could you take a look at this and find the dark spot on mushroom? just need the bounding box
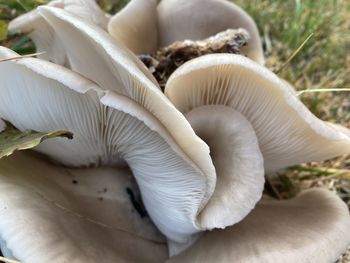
[126,187,148,218]
[98,197,103,201]
[97,188,108,194]
[72,180,78,185]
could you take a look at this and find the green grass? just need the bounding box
[0,0,46,53]
[96,0,128,14]
[236,0,350,119]
[237,3,350,217]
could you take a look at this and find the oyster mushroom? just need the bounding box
[107,0,264,63]
[10,0,264,65]
[108,0,158,54]
[35,7,270,251]
[0,39,239,256]
[2,3,350,262]
[165,54,350,173]
[168,188,350,263]
[0,152,167,262]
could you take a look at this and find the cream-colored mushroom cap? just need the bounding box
[108,0,158,54]
[39,7,264,243]
[157,0,264,64]
[168,188,350,263]
[165,54,350,173]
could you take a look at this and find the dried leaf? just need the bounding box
[0,122,73,159]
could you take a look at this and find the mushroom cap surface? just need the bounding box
[165,54,350,173]
[0,152,167,263]
[108,0,158,54]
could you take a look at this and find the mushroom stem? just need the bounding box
[185,105,265,230]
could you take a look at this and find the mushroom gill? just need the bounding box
[165,54,350,173]
[0,44,214,254]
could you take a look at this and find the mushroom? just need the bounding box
[0,44,218,254]
[168,188,350,263]
[107,0,158,54]
[2,3,350,262]
[10,0,264,65]
[36,7,269,253]
[107,0,264,64]
[8,0,109,66]
[0,152,167,262]
[165,53,350,173]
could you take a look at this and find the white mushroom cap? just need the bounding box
[165,54,350,173]
[8,0,109,66]
[108,0,158,54]
[168,188,350,263]
[62,0,110,29]
[157,0,264,64]
[0,151,167,262]
[0,46,216,251]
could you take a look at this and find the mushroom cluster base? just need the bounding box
[139,28,249,90]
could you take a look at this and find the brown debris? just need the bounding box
[139,28,250,90]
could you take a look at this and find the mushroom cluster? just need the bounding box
[0,0,350,262]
